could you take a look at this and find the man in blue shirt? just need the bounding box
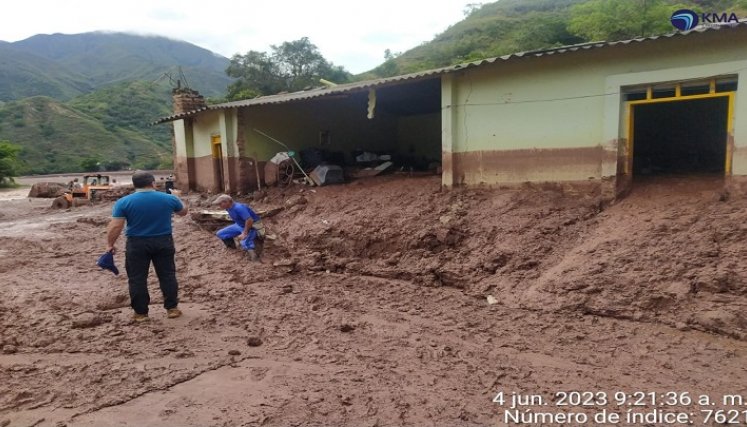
[214,194,264,261]
[106,171,188,322]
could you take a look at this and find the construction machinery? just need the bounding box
[51,174,113,209]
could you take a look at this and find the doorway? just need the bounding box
[625,80,735,180]
[631,96,729,175]
[211,135,225,192]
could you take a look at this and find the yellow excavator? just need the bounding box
[51,174,113,209]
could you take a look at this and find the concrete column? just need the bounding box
[219,110,236,193]
[729,67,747,175]
[171,89,207,191]
[441,74,457,187]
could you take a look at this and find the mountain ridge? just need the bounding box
[0,32,230,173]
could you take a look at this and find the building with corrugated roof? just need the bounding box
[156,22,747,197]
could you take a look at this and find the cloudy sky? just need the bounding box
[0,0,471,73]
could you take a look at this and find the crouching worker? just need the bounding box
[214,194,264,261]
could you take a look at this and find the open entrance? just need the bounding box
[211,135,225,191]
[624,78,736,183]
[247,77,442,187]
[632,97,728,175]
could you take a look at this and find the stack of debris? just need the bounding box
[27,182,67,198]
[351,151,393,178]
[309,165,344,186]
[97,186,135,202]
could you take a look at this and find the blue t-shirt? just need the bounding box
[112,190,184,237]
[227,202,260,227]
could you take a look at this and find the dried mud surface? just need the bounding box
[1,175,747,426]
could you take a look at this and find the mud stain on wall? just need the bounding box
[452,146,616,185]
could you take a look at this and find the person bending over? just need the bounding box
[214,194,264,261]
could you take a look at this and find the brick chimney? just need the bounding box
[172,86,206,114]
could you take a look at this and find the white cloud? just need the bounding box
[0,0,469,73]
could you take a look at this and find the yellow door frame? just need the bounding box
[211,135,225,191]
[624,80,735,176]
[211,135,222,158]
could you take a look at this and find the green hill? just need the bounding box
[0,32,234,174]
[363,0,747,78]
[0,44,93,101]
[401,0,584,72]
[68,80,172,146]
[11,32,232,97]
[0,32,233,104]
[0,87,172,174]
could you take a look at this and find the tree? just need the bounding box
[463,3,484,17]
[375,49,402,78]
[0,141,21,185]
[102,159,130,171]
[568,0,682,41]
[513,15,583,51]
[80,157,101,172]
[226,51,281,99]
[226,37,351,100]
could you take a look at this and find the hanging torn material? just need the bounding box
[367,88,376,119]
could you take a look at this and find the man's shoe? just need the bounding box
[222,238,237,249]
[133,313,149,323]
[246,249,259,261]
[167,308,183,319]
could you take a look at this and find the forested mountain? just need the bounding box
[0,43,93,101]
[363,0,747,78]
[0,83,172,174]
[1,32,231,102]
[0,32,232,174]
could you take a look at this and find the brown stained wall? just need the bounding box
[219,157,266,194]
[182,154,265,194]
[223,157,237,193]
[193,155,218,193]
[238,158,265,192]
[726,173,747,195]
[173,156,197,191]
[174,156,190,190]
[452,146,616,185]
[441,151,454,186]
[613,138,631,196]
[223,157,262,194]
[187,157,196,190]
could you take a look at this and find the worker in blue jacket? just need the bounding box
[214,194,264,261]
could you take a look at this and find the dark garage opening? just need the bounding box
[632,96,728,176]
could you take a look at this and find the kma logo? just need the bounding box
[671,9,740,31]
[670,9,699,31]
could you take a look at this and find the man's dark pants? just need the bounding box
[125,235,179,315]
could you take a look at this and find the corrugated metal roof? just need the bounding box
[154,22,747,124]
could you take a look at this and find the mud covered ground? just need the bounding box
[2,174,747,426]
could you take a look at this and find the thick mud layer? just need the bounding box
[2,174,747,426]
